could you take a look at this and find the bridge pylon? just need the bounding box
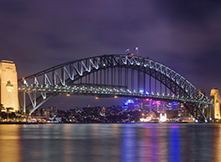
[0,60,19,112]
[210,88,220,121]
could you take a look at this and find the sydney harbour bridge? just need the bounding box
[17,54,211,122]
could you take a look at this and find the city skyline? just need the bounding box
[1,0,221,108]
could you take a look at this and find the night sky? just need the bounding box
[1,0,221,109]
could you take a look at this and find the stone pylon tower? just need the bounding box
[0,60,19,112]
[210,88,220,120]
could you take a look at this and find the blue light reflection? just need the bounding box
[121,125,136,162]
[170,125,181,162]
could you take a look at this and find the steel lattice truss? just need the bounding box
[18,54,210,119]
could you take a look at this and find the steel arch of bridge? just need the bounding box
[18,54,210,120]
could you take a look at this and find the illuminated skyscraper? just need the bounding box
[0,60,19,112]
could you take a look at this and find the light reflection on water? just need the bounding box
[0,125,21,162]
[0,123,221,162]
[169,125,180,162]
[122,124,136,162]
[213,124,221,162]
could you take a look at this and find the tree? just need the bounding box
[0,104,5,121]
[0,104,4,112]
[25,109,30,122]
[15,111,22,122]
[6,107,14,122]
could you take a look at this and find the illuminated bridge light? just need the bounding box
[114,96,118,98]
[95,97,99,99]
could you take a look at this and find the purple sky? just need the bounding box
[1,0,221,109]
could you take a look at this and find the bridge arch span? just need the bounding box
[19,54,203,98]
[18,54,209,120]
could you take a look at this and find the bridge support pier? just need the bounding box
[19,88,54,115]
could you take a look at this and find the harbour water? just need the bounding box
[0,123,220,162]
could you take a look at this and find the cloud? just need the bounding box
[0,0,221,105]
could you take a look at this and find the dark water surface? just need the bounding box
[0,123,221,162]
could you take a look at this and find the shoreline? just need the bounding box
[0,121,215,124]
